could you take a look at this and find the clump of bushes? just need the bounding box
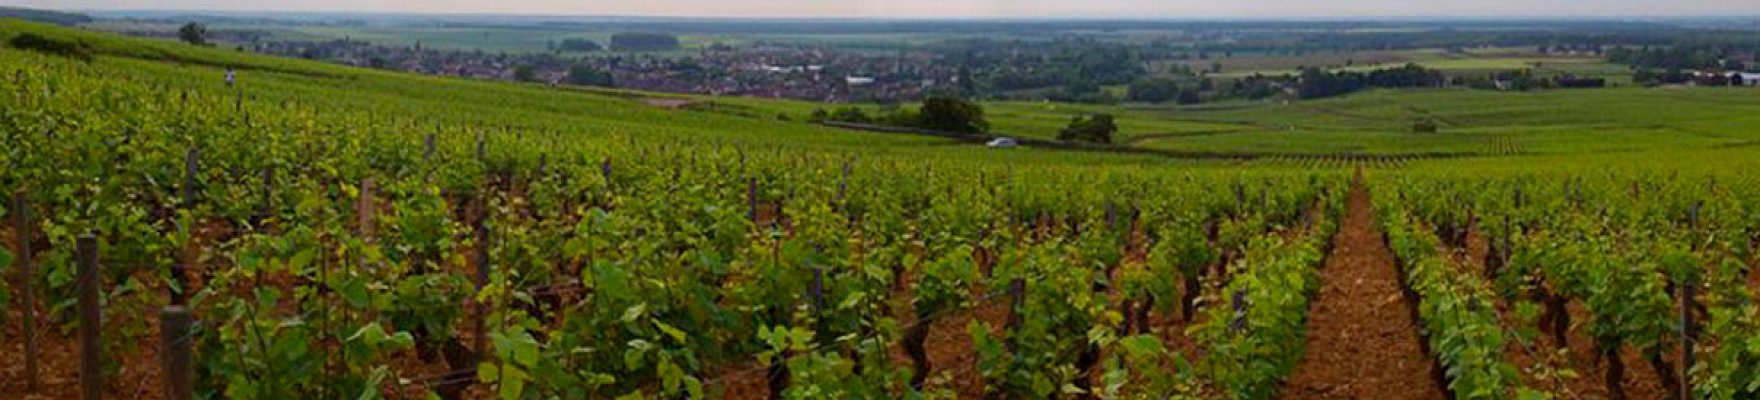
[1412,118,1440,134]
[1059,113,1118,144]
[8,33,92,62]
[811,97,990,134]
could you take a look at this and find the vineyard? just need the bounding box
[4,18,1760,400]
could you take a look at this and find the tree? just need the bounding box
[512,65,538,83]
[915,97,988,133]
[1632,69,1657,86]
[1049,81,1115,104]
[565,65,615,87]
[7,33,91,62]
[1176,89,1202,105]
[1059,114,1118,144]
[1126,79,1180,103]
[178,22,207,46]
[829,107,873,124]
[1412,118,1439,134]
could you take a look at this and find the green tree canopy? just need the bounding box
[178,22,207,46]
[916,97,989,134]
[1127,79,1180,103]
[1059,113,1118,144]
[565,65,615,87]
[512,65,539,83]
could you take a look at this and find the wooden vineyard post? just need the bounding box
[14,190,38,392]
[996,275,1027,398]
[77,234,101,400]
[423,132,437,184]
[472,195,491,368]
[747,178,759,227]
[178,148,199,304]
[160,306,193,400]
[1680,201,1701,400]
[1006,278,1026,332]
[1679,273,1697,400]
[809,265,827,343]
[1514,185,1524,210]
[424,133,437,163]
[766,285,793,400]
[358,179,376,240]
[809,267,826,316]
[257,168,274,229]
[1229,289,1248,333]
[162,150,198,400]
[476,131,487,162]
[1260,185,1269,211]
[835,159,851,210]
[1233,183,1246,212]
[184,149,200,206]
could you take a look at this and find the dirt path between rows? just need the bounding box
[1279,174,1448,400]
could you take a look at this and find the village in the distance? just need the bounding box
[57,11,1760,106]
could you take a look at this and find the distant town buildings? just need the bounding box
[1691,69,1760,86]
[245,39,959,103]
[1737,72,1760,86]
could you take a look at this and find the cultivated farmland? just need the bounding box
[2,17,1758,400]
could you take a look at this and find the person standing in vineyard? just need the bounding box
[225,68,236,87]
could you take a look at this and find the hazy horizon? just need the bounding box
[19,0,1754,19]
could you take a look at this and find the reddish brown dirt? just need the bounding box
[1150,303,1203,369]
[2,243,168,400]
[1459,220,1669,400]
[1550,302,1669,400]
[888,296,1009,399]
[1459,222,1599,398]
[1280,176,1447,400]
[705,360,773,400]
[1748,255,1759,294]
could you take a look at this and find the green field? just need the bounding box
[6,18,1760,400]
[717,84,1760,157]
[78,19,1729,159]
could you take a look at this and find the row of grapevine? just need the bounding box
[1377,199,1540,399]
[1377,166,1760,400]
[0,42,1355,400]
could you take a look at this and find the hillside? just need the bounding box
[718,86,1760,157]
[0,6,92,26]
[3,18,1241,167]
[5,17,1760,400]
[0,18,1330,400]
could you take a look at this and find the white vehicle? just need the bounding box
[986,138,1019,148]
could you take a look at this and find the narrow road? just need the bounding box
[1280,174,1447,400]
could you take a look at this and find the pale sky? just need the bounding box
[22,0,1743,19]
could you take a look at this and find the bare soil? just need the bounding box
[2,225,167,400]
[1457,215,1670,400]
[1280,176,1448,400]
